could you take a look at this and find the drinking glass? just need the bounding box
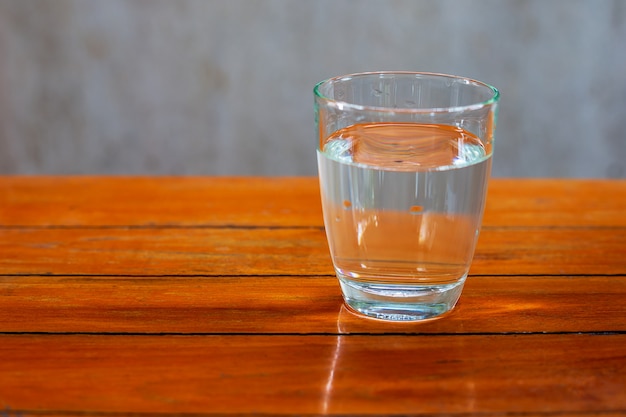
[315,72,499,321]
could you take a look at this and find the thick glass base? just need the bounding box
[338,274,466,322]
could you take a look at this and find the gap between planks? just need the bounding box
[2,224,626,231]
[1,331,625,337]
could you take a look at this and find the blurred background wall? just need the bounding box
[0,0,624,177]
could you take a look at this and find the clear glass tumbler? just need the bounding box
[315,72,499,321]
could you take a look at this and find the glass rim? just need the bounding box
[314,71,500,114]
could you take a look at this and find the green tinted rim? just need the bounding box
[314,71,500,114]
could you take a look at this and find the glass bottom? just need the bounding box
[337,273,466,322]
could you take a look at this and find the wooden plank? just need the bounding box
[484,179,626,227]
[0,227,332,276]
[1,227,625,276]
[0,177,324,227]
[1,275,625,334]
[0,334,624,415]
[1,177,625,228]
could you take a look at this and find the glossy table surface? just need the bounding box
[1,177,625,416]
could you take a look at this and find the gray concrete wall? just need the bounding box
[0,0,624,177]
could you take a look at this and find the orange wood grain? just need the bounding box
[1,334,625,415]
[1,275,625,334]
[1,177,625,227]
[0,177,324,227]
[484,178,626,227]
[1,177,625,416]
[1,227,624,276]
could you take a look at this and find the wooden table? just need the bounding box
[1,177,625,416]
